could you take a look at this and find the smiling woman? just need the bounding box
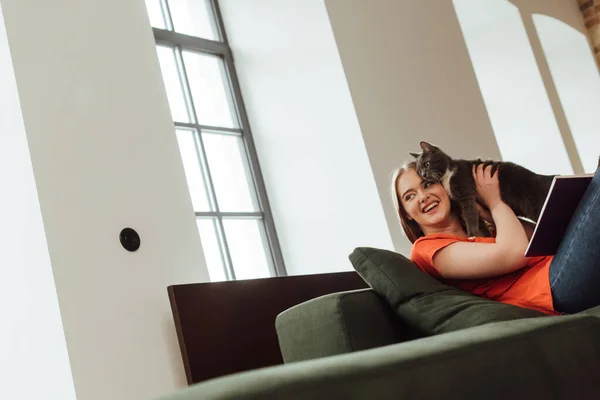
[390,154,600,316]
[390,161,559,315]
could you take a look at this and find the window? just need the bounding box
[144,0,286,280]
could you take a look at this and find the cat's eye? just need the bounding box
[425,162,430,168]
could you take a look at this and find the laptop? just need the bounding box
[525,173,595,257]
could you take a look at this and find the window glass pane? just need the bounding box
[222,219,271,280]
[156,46,191,123]
[197,219,227,282]
[144,0,167,29]
[202,132,257,212]
[168,0,220,41]
[183,51,238,128]
[176,129,212,211]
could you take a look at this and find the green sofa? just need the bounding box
[159,248,600,399]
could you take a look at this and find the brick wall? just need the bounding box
[579,0,600,66]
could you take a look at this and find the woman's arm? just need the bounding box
[518,218,536,241]
[433,165,530,279]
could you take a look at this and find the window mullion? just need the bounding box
[173,47,196,124]
[159,0,175,31]
[215,216,236,281]
[153,28,228,55]
[209,0,229,44]
[256,219,277,277]
[175,122,242,135]
[191,132,218,213]
[196,211,262,218]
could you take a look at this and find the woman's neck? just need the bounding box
[422,214,467,237]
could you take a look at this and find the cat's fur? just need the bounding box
[411,141,555,237]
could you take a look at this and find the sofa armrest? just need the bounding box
[579,304,600,318]
[276,289,408,363]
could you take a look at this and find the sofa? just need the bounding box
[159,247,600,399]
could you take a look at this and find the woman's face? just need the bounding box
[396,169,452,232]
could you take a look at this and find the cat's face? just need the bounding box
[412,141,450,182]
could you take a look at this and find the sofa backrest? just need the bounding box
[167,272,369,384]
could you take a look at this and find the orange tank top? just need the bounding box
[410,233,558,315]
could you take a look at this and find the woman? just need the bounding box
[392,161,600,315]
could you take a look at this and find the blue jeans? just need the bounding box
[549,170,600,314]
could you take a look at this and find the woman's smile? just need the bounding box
[422,201,439,214]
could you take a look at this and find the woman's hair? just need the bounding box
[390,161,424,243]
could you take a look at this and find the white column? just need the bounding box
[323,0,503,254]
[0,4,75,399]
[0,0,209,399]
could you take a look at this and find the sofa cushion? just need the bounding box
[349,247,546,335]
[276,289,407,363]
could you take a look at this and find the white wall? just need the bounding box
[0,5,76,399]
[453,0,573,175]
[534,13,600,173]
[324,0,503,255]
[217,0,594,263]
[218,0,394,275]
[1,0,209,399]
[221,0,593,259]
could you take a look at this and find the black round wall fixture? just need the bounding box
[120,228,141,252]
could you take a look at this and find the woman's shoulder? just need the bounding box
[411,234,457,261]
[410,234,464,276]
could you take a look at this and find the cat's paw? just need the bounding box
[467,236,476,242]
[467,228,481,238]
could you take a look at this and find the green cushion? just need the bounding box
[276,289,402,363]
[349,247,545,335]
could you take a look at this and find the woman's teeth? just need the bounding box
[423,202,439,213]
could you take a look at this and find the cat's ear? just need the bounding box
[409,152,420,159]
[420,141,435,152]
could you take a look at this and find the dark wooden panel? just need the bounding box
[168,271,369,384]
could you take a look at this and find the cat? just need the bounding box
[410,141,555,238]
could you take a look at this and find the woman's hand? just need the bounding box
[472,164,502,210]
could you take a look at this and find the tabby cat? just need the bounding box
[410,141,555,238]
